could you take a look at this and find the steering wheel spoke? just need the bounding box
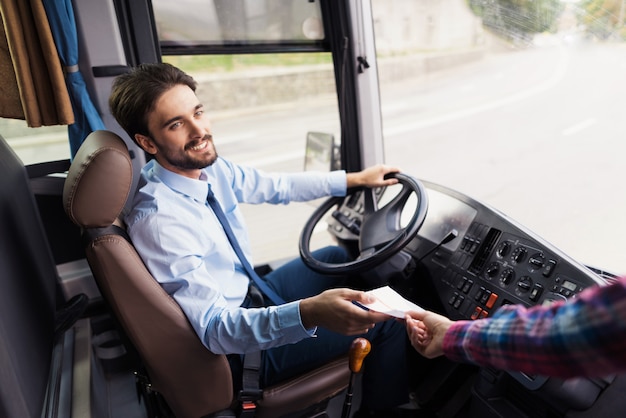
[360,183,414,250]
[357,247,377,260]
[362,186,379,215]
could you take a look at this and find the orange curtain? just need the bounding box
[0,0,73,127]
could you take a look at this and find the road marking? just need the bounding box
[385,47,570,137]
[562,118,597,136]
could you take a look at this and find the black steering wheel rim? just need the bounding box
[299,172,428,275]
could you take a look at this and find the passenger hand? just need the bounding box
[405,310,453,359]
[300,288,392,335]
[346,164,400,188]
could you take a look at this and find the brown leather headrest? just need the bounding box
[63,130,133,229]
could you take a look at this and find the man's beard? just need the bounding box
[159,134,218,170]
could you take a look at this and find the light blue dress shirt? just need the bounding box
[124,158,347,354]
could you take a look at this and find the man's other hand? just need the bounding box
[300,288,392,335]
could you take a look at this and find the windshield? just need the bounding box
[374,0,626,274]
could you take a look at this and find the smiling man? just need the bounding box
[108,62,413,416]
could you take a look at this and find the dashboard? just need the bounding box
[405,180,606,322]
[328,179,607,321]
[326,178,612,395]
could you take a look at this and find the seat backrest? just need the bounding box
[63,130,233,418]
[0,135,58,418]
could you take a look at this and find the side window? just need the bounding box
[152,0,341,264]
[153,0,325,49]
[160,53,341,264]
[0,119,70,165]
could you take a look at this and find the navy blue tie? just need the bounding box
[206,185,285,305]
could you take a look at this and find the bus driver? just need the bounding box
[109,62,412,417]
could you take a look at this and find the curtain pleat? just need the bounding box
[0,0,74,127]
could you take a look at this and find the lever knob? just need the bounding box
[348,337,371,373]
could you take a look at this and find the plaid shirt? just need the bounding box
[443,276,626,378]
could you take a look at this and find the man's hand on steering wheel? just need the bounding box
[346,164,401,188]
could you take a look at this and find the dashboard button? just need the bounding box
[542,259,557,277]
[499,268,515,286]
[462,280,473,294]
[529,284,543,302]
[486,262,499,278]
[486,292,498,309]
[529,252,545,269]
[480,290,491,305]
[496,241,511,257]
[471,307,482,320]
[517,276,532,292]
[512,246,527,263]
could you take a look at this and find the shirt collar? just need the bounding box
[150,160,209,203]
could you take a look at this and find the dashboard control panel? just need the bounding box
[414,180,605,321]
[327,179,606,322]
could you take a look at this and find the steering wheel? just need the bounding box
[299,172,428,275]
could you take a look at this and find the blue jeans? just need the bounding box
[260,246,410,410]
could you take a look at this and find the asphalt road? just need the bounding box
[380,43,626,275]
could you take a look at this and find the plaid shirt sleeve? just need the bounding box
[442,276,626,378]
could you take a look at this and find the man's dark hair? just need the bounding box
[109,62,197,143]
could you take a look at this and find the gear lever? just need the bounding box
[341,337,371,418]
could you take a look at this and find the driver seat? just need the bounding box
[62,130,351,418]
